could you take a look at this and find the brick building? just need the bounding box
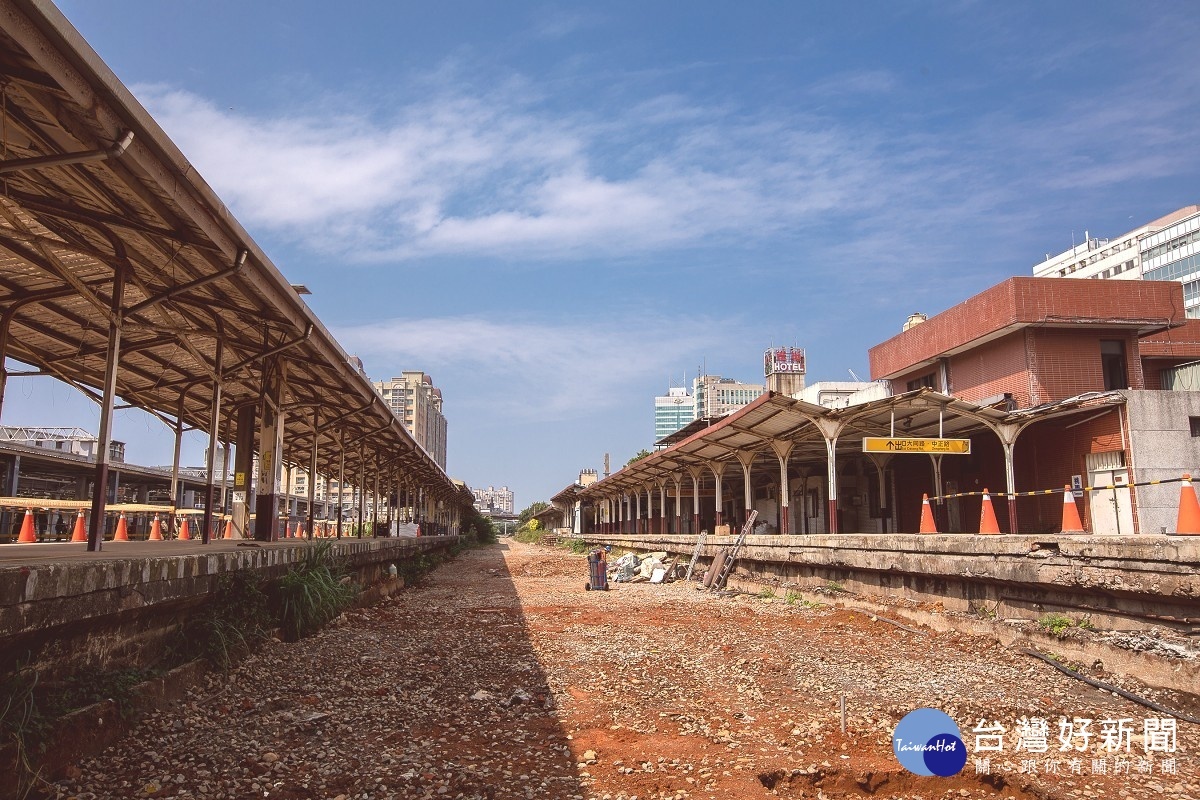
[870,277,1200,535]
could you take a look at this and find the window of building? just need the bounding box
[1190,417,1200,437]
[906,373,935,392]
[1100,340,1128,391]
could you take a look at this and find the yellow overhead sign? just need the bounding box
[862,437,971,454]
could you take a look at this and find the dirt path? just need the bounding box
[50,541,1198,800]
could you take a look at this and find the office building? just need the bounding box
[473,485,514,515]
[1032,205,1200,316]
[654,387,694,446]
[693,374,764,419]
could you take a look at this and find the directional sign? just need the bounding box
[862,437,971,454]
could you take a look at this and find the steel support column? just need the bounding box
[771,441,794,536]
[200,339,223,544]
[356,442,365,538]
[814,418,844,535]
[689,467,703,534]
[87,266,124,551]
[372,454,381,536]
[928,454,944,531]
[736,451,755,531]
[711,462,726,529]
[337,429,346,538]
[307,409,319,539]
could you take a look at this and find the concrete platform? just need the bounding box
[0,534,457,673]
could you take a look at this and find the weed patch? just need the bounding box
[275,541,356,641]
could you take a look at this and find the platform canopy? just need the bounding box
[0,0,457,497]
[582,388,1126,497]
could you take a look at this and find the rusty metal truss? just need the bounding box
[0,0,466,508]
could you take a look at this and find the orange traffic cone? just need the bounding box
[222,518,233,539]
[17,508,36,543]
[978,489,1001,535]
[178,517,191,541]
[1176,473,1200,535]
[294,522,305,539]
[71,510,87,542]
[149,514,163,541]
[113,512,129,541]
[919,493,938,534]
[1060,486,1084,534]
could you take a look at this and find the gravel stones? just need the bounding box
[48,541,1197,800]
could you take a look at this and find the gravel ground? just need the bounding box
[50,540,1199,800]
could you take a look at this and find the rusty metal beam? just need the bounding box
[0,129,133,175]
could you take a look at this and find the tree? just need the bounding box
[460,504,497,544]
[626,448,652,466]
[518,501,549,525]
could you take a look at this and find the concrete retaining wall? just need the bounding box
[0,537,457,674]
[585,533,1200,633]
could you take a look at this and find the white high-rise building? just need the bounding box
[473,485,514,515]
[1032,205,1200,316]
[372,372,448,470]
[693,374,764,419]
[1140,208,1200,317]
[654,387,694,446]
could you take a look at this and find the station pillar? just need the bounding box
[254,366,286,541]
[231,404,255,538]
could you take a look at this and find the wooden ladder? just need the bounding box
[711,509,758,591]
[684,528,709,581]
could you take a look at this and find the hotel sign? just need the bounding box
[764,346,806,376]
[862,437,971,454]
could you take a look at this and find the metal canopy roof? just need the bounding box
[579,389,1117,498]
[0,0,458,499]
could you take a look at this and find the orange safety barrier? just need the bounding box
[17,508,36,543]
[978,488,1001,535]
[1060,486,1084,534]
[70,510,87,542]
[1176,473,1200,535]
[919,493,937,534]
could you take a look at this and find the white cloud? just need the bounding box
[132,35,1200,271]
[134,82,895,262]
[336,315,742,419]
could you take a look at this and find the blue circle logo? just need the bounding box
[892,708,967,777]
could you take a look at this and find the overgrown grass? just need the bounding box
[1,660,48,798]
[2,660,157,798]
[399,552,441,586]
[513,526,546,544]
[275,541,356,641]
[1037,613,1095,638]
[758,587,777,599]
[178,572,270,670]
[564,538,590,554]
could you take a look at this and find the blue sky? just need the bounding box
[6,2,1200,510]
